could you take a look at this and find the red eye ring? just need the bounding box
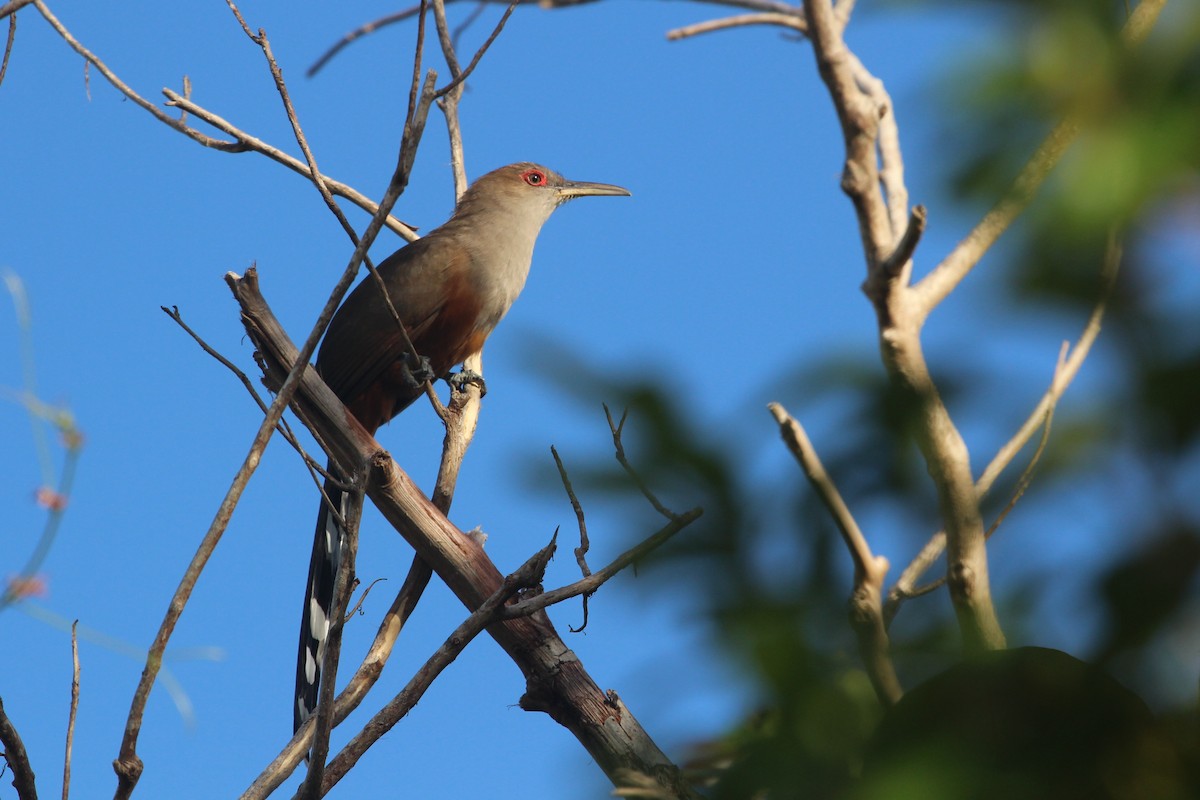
[522,169,547,186]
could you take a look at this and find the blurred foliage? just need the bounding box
[531,1,1199,796]
[858,647,1192,799]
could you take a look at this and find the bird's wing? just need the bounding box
[316,236,481,417]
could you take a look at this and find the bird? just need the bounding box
[295,162,630,736]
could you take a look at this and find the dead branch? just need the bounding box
[227,268,700,799]
[61,621,79,800]
[884,237,1122,621]
[804,0,1005,651]
[0,696,38,800]
[551,447,592,572]
[0,0,35,21]
[767,403,901,705]
[0,9,16,87]
[310,537,557,796]
[604,405,682,522]
[31,0,416,240]
[667,11,806,41]
[502,508,702,620]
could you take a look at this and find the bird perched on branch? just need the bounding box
[295,162,630,735]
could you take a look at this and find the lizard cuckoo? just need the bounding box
[295,162,630,734]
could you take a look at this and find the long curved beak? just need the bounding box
[557,179,631,199]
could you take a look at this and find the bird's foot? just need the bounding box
[401,353,436,388]
[447,368,488,397]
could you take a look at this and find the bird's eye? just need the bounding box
[523,169,546,186]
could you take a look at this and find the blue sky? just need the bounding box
[3,2,1189,798]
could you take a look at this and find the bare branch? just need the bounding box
[224,1,359,249]
[116,29,439,797]
[767,402,900,705]
[604,404,681,522]
[32,0,416,239]
[161,91,417,240]
[312,538,556,796]
[911,0,1166,318]
[0,0,36,22]
[550,445,595,630]
[34,0,243,152]
[0,696,38,800]
[0,10,16,88]
[433,1,517,100]
[885,236,1122,621]
[503,507,703,620]
[805,0,1004,651]
[803,0,893,274]
[667,11,805,42]
[768,404,875,581]
[847,50,907,241]
[228,270,697,798]
[62,621,79,800]
[551,446,592,578]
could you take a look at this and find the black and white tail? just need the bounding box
[294,477,346,733]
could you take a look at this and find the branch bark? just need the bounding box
[0,696,38,800]
[804,0,1006,651]
[768,403,901,706]
[227,268,699,799]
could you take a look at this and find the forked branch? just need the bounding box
[228,268,700,799]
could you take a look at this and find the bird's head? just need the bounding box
[454,162,630,230]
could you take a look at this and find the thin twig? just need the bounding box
[551,446,591,579]
[982,353,1061,540]
[228,0,434,403]
[115,30,438,800]
[162,90,416,238]
[34,0,240,151]
[308,6,421,78]
[33,1,416,238]
[0,416,82,612]
[911,0,1166,319]
[308,0,686,77]
[603,404,680,522]
[503,508,703,620]
[239,558,432,800]
[161,304,350,528]
[0,10,15,87]
[848,50,908,241]
[768,405,875,581]
[551,446,592,632]
[667,11,805,41]
[767,402,901,704]
[884,236,1122,622]
[62,621,79,800]
[430,0,470,195]
[310,538,557,796]
[434,1,518,99]
[897,400,1056,606]
[449,1,488,52]
[343,577,385,622]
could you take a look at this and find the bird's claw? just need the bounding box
[447,368,487,397]
[401,353,436,388]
